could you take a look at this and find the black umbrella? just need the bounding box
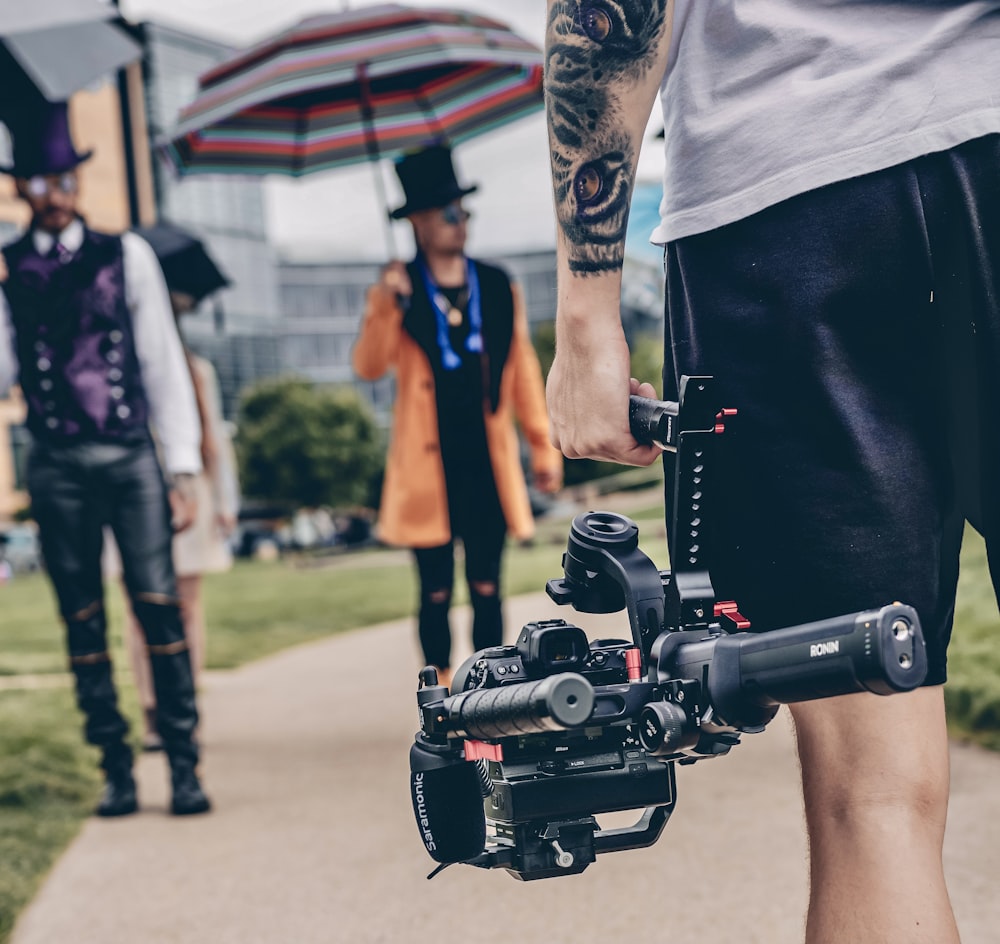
[133,222,231,306]
[0,0,141,117]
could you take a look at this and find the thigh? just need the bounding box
[664,162,968,685]
[461,515,507,587]
[27,446,106,615]
[413,542,455,595]
[791,686,951,823]
[105,445,177,598]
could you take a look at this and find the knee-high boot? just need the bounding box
[131,598,199,766]
[132,597,210,814]
[65,602,132,772]
[66,603,137,816]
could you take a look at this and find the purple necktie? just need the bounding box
[48,242,72,264]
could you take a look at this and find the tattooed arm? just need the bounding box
[544,0,673,465]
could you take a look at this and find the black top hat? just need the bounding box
[0,101,92,178]
[389,144,477,220]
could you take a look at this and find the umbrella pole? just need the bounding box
[369,157,399,260]
[357,63,399,260]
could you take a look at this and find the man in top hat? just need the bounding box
[0,101,211,816]
[353,144,562,689]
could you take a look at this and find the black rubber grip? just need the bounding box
[629,395,679,448]
[446,674,595,739]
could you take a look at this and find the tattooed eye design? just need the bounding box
[574,0,666,64]
[545,0,669,154]
[545,0,668,274]
[580,4,613,42]
[552,141,632,273]
[574,165,604,206]
[571,151,628,230]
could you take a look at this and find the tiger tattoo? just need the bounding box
[545,0,669,274]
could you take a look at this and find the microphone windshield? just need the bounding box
[410,740,486,864]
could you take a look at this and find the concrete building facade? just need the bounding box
[139,21,283,417]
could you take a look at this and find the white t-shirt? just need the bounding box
[653,0,1000,244]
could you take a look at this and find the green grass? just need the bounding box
[0,687,102,943]
[0,499,997,942]
[946,527,1000,750]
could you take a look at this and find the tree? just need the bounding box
[236,378,384,510]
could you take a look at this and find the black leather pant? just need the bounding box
[412,503,507,670]
[28,440,199,771]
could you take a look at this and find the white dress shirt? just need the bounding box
[0,219,202,475]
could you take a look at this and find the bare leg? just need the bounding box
[121,587,156,739]
[176,575,205,683]
[790,686,959,944]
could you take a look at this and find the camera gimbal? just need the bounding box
[410,376,927,880]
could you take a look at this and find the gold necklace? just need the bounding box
[435,287,469,328]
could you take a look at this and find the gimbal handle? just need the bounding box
[548,377,733,658]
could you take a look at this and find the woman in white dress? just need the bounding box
[111,291,240,749]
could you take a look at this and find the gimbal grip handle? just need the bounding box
[701,603,928,728]
[445,673,595,740]
[629,395,678,448]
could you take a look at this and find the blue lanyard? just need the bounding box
[416,255,482,371]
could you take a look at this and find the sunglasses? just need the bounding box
[440,203,471,225]
[25,173,78,198]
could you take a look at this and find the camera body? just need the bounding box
[410,377,928,881]
[447,622,677,880]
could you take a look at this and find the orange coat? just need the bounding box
[353,276,562,549]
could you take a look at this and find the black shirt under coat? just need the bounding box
[403,259,514,539]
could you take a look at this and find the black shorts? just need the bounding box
[663,133,1000,685]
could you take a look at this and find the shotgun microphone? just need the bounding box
[409,736,486,865]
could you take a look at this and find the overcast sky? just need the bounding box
[119,0,665,260]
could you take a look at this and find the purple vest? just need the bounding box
[2,227,150,445]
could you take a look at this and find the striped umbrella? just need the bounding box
[162,5,543,178]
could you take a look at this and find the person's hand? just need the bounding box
[216,512,237,536]
[379,260,412,298]
[533,466,562,494]
[546,316,662,467]
[169,474,198,533]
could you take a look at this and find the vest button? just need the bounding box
[107,350,121,364]
[40,379,53,391]
[108,368,123,382]
[116,405,131,419]
[37,357,51,371]
[110,386,124,400]
[45,417,59,429]
[109,330,123,343]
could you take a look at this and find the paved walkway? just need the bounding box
[10,594,1000,944]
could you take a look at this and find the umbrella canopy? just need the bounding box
[134,221,231,306]
[0,0,142,109]
[162,4,543,178]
